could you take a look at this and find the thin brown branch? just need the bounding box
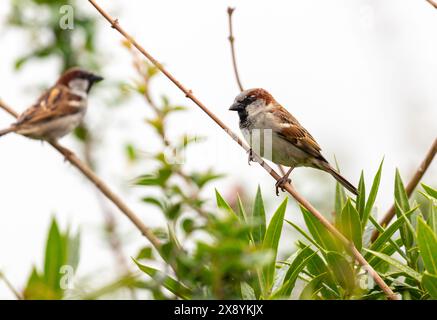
[426,0,437,9]
[226,7,286,177]
[88,0,397,300]
[0,270,23,300]
[227,7,244,92]
[0,100,162,254]
[371,138,437,242]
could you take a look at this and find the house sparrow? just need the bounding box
[0,67,103,141]
[229,88,358,196]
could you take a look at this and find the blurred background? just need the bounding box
[0,0,436,299]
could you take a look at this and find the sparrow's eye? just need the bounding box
[241,95,256,105]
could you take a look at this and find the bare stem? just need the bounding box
[0,100,162,255]
[0,270,23,300]
[88,0,397,299]
[426,0,437,9]
[227,7,244,92]
[226,7,286,177]
[371,138,437,242]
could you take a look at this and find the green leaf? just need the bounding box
[286,220,325,252]
[422,272,437,299]
[252,186,266,244]
[422,184,437,200]
[335,179,347,219]
[142,196,166,210]
[427,199,437,234]
[301,206,340,252]
[135,168,172,187]
[368,206,417,255]
[125,144,137,162]
[23,267,53,300]
[136,247,153,260]
[236,195,248,223]
[73,124,88,142]
[241,282,256,300]
[339,199,362,251]
[364,249,421,282]
[363,159,383,228]
[417,218,437,275]
[43,218,67,295]
[262,198,287,292]
[367,238,404,271]
[191,171,224,189]
[356,171,366,220]
[325,251,355,293]
[271,250,317,299]
[394,201,416,256]
[215,189,237,217]
[133,259,191,299]
[299,273,326,300]
[394,169,411,213]
[394,170,414,253]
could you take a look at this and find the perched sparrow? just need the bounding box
[229,88,358,196]
[0,67,103,141]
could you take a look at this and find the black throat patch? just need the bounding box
[238,108,250,128]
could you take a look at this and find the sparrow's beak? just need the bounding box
[90,74,104,83]
[229,102,243,111]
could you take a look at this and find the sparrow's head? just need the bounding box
[229,88,274,114]
[57,67,104,93]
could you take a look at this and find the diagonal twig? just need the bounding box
[88,0,397,299]
[0,270,23,300]
[371,138,437,242]
[0,100,162,254]
[426,0,437,9]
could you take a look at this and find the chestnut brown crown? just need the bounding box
[229,88,275,112]
[56,67,103,91]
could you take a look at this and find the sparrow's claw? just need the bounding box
[247,148,255,165]
[275,176,291,196]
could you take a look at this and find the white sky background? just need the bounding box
[0,0,436,299]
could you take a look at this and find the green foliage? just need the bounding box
[24,218,80,299]
[3,0,437,302]
[8,0,100,71]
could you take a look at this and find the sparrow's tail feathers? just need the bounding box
[0,127,16,138]
[323,164,358,196]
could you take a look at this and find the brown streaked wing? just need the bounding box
[16,85,83,126]
[271,105,324,160]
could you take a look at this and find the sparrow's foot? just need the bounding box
[247,148,255,165]
[275,176,291,196]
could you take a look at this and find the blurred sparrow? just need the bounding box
[0,67,103,141]
[229,88,358,196]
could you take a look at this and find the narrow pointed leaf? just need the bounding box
[422,184,437,200]
[252,186,266,244]
[301,206,340,252]
[364,249,421,281]
[215,189,237,217]
[356,171,366,220]
[363,159,383,227]
[263,198,287,291]
[339,199,362,251]
[271,252,317,298]
[422,272,437,299]
[241,282,256,300]
[417,218,437,275]
[368,206,417,254]
[133,259,191,299]
[326,251,355,293]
